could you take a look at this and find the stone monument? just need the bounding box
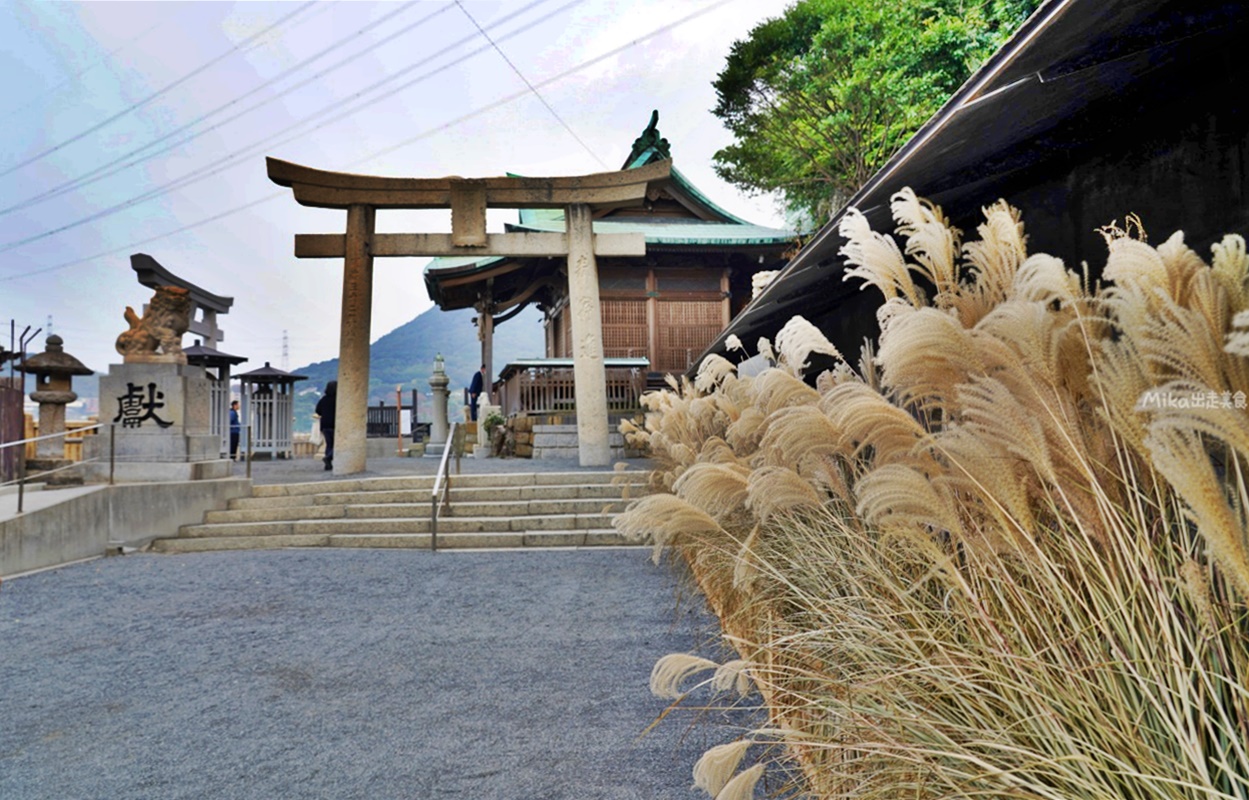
[82,285,230,481]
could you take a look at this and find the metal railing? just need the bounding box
[429,422,464,553]
[1,423,255,514]
[1,423,105,513]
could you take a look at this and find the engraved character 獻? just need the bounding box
[114,382,173,429]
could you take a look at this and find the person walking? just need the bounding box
[228,399,241,461]
[468,365,485,422]
[315,380,337,471]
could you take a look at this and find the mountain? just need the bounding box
[291,305,547,430]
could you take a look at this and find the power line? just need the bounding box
[0,1,447,216]
[0,0,737,283]
[359,0,733,166]
[453,0,608,170]
[0,2,317,180]
[0,0,571,251]
[0,18,167,123]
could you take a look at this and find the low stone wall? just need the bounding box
[1,477,251,577]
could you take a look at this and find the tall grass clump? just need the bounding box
[618,188,1249,799]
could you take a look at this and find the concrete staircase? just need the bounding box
[150,470,649,553]
[531,424,636,460]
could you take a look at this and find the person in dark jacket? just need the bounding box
[228,400,241,460]
[468,365,485,421]
[315,380,337,471]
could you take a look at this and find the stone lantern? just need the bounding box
[20,334,93,461]
[428,353,450,456]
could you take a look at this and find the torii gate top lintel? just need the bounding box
[265,156,672,211]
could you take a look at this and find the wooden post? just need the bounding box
[335,204,375,474]
[646,267,658,371]
[566,203,610,466]
[478,302,494,394]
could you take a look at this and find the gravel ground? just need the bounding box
[0,548,750,800]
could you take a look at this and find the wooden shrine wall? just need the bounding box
[546,265,729,375]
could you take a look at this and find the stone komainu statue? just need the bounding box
[115,285,193,363]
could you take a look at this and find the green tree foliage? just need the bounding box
[712,0,1042,225]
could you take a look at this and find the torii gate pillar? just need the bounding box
[566,204,610,466]
[335,204,375,474]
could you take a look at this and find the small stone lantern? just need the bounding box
[429,353,450,451]
[21,334,94,460]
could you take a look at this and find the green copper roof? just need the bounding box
[506,215,794,246]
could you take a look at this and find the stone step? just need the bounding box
[343,498,627,519]
[227,482,644,512]
[532,425,579,434]
[436,482,647,502]
[152,533,331,553]
[248,470,646,498]
[153,529,631,554]
[154,469,649,555]
[530,433,628,448]
[206,504,346,524]
[179,512,618,539]
[311,482,641,505]
[532,446,632,460]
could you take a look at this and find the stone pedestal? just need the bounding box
[29,389,74,459]
[82,363,230,482]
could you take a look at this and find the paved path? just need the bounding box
[0,548,739,799]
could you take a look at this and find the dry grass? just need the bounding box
[618,191,1249,799]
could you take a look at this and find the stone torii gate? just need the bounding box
[267,156,671,474]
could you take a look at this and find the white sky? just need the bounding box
[0,0,792,375]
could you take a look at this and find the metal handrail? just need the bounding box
[0,422,104,451]
[429,422,464,553]
[1,422,106,513]
[2,420,250,515]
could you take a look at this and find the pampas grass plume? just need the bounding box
[746,466,824,524]
[614,494,724,563]
[714,763,764,800]
[711,659,754,697]
[649,653,718,699]
[774,315,842,375]
[697,353,737,393]
[693,740,751,797]
[674,463,750,520]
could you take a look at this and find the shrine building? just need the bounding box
[422,112,797,418]
[269,111,795,471]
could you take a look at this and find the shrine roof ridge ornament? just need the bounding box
[266,157,672,210]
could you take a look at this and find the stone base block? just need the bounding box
[79,459,233,483]
[25,458,83,486]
